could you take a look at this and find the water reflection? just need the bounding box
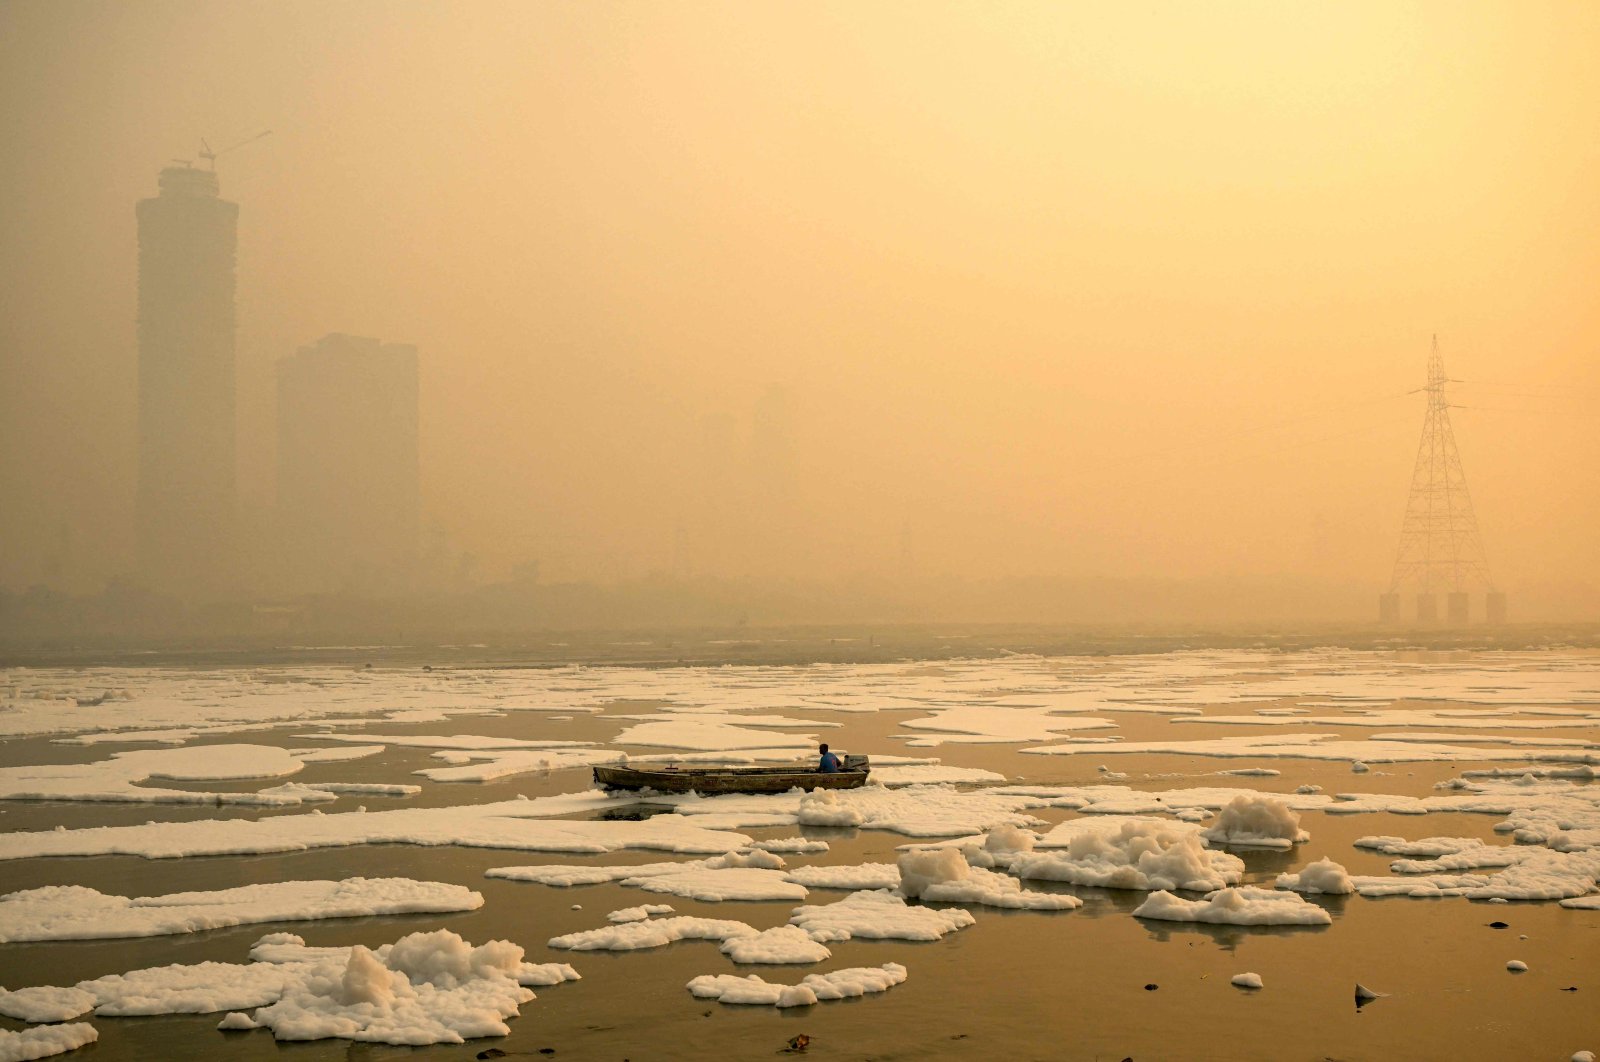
[593,804,675,821]
[1137,918,1330,950]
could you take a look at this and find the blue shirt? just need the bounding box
[818,751,842,773]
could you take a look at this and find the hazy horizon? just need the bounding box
[3,2,1598,623]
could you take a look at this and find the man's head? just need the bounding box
[819,743,830,754]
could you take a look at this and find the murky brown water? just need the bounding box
[2,663,1598,1061]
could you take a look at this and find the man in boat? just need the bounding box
[817,743,843,773]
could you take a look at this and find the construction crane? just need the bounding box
[199,129,272,170]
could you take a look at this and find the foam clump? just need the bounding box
[242,929,538,1044]
[718,925,832,964]
[1231,972,1263,989]
[1200,795,1309,849]
[1015,818,1243,892]
[17,930,563,1048]
[0,1022,98,1061]
[1275,857,1355,895]
[788,890,975,942]
[687,963,907,1008]
[957,824,1037,868]
[897,848,970,898]
[896,848,1080,910]
[1132,887,1332,926]
[797,791,865,827]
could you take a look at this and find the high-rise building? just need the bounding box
[276,334,419,593]
[135,165,239,595]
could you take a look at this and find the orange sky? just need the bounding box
[2,1,1596,605]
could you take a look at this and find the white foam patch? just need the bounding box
[0,878,482,943]
[1173,709,1600,730]
[1460,765,1597,779]
[254,781,420,801]
[613,867,807,903]
[718,925,832,964]
[748,837,830,854]
[301,733,597,751]
[0,744,367,806]
[488,849,797,901]
[607,904,674,923]
[6,652,1596,746]
[0,986,98,1023]
[687,963,906,1007]
[785,864,902,890]
[74,961,295,1017]
[788,890,975,942]
[1346,848,1600,901]
[1014,817,1244,892]
[292,745,388,763]
[548,917,757,952]
[1200,794,1309,849]
[415,748,625,782]
[1022,734,1600,768]
[0,1023,97,1060]
[1354,836,1502,858]
[1133,887,1332,925]
[611,711,841,729]
[662,784,1058,838]
[0,793,752,861]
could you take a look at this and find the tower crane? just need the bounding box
[199,129,273,170]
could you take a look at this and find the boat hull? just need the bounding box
[593,764,869,795]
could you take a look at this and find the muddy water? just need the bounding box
[2,679,1598,1061]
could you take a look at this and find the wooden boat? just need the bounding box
[594,756,870,795]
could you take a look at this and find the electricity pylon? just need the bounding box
[1385,337,1496,620]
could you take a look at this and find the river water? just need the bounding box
[1,647,1597,1061]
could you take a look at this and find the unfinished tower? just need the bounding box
[1380,337,1503,624]
[135,164,239,597]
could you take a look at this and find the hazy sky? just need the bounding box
[2,1,1597,598]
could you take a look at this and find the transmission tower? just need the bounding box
[1382,336,1501,623]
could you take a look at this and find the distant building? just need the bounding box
[135,165,239,596]
[276,334,419,593]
